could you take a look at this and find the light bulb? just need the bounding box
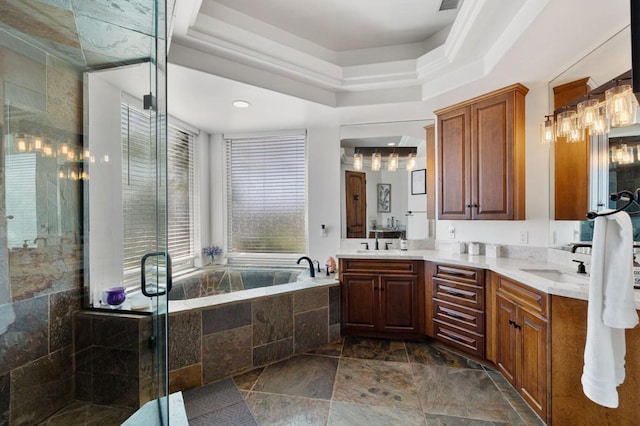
[353,152,363,171]
[387,153,399,171]
[406,153,417,170]
[371,153,381,171]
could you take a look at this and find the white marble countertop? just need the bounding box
[336,249,640,309]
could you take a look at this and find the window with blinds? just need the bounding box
[121,102,197,283]
[226,134,307,255]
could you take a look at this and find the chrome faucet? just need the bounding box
[297,256,315,278]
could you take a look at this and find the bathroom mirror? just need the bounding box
[340,120,433,240]
[549,26,636,244]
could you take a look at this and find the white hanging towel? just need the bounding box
[581,211,639,408]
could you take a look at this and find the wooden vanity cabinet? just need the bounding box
[553,77,592,220]
[430,263,486,357]
[435,84,528,220]
[489,273,550,423]
[339,258,424,339]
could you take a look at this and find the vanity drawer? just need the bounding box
[432,277,485,310]
[433,320,485,358]
[434,263,484,285]
[340,259,420,274]
[497,275,548,317]
[433,299,484,335]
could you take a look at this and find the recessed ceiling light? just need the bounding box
[232,100,251,108]
[387,142,396,146]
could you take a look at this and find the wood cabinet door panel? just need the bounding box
[342,274,378,329]
[380,275,418,332]
[496,294,517,385]
[518,310,548,419]
[471,92,513,219]
[345,171,367,238]
[438,107,471,219]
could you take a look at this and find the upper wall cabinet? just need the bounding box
[435,84,528,220]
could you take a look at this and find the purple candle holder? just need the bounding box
[104,287,126,306]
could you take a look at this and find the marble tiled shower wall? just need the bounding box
[168,285,341,393]
[0,29,84,425]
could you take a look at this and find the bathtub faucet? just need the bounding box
[297,256,315,278]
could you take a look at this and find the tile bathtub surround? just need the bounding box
[169,285,340,392]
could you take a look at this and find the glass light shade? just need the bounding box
[353,152,363,171]
[577,99,599,129]
[556,110,577,137]
[33,137,43,151]
[387,153,399,171]
[614,144,634,164]
[43,145,53,157]
[606,85,636,127]
[567,123,583,143]
[371,152,382,171]
[59,144,69,155]
[17,137,27,152]
[406,153,417,170]
[591,104,610,135]
[540,116,555,144]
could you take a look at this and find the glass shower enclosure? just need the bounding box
[0,0,171,424]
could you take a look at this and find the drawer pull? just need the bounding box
[508,319,522,329]
[439,329,473,345]
[440,306,465,320]
[440,285,474,298]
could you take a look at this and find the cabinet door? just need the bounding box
[470,92,514,220]
[379,274,418,333]
[495,293,518,384]
[342,274,378,331]
[518,309,548,420]
[438,106,471,219]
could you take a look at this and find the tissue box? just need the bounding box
[485,244,502,258]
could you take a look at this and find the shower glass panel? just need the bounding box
[0,0,169,423]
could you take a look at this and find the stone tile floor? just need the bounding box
[185,336,546,425]
[41,337,546,425]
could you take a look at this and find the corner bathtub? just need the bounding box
[168,265,338,313]
[166,264,341,386]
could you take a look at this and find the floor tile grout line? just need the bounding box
[484,368,544,425]
[404,339,431,425]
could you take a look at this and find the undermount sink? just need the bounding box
[520,268,588,284]
[357,249,403,254]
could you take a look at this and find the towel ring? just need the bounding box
[586,189,640,219]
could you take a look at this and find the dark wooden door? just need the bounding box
[495,293,517,385]
[438,106,471,219]
[518,309,548,420]
[345,171,367,238]
[471,91,513,219]
[379,274,418,333]
[342,274,378,332]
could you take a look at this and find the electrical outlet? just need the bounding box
[520,231,529,244]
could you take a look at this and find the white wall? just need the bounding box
[86,72,125,298]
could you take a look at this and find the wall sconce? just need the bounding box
[387,152,399,171]
[353,152,363,171]
[17,136,27,152]
[406,153,417,170]
[556,110,576,138]
[371,152,381,171]
[32,137,43,151]
[577,98,599,129]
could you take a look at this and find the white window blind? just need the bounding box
[226,134,307,254]
[121,102,197,284]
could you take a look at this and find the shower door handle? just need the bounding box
[141,252,173,297]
